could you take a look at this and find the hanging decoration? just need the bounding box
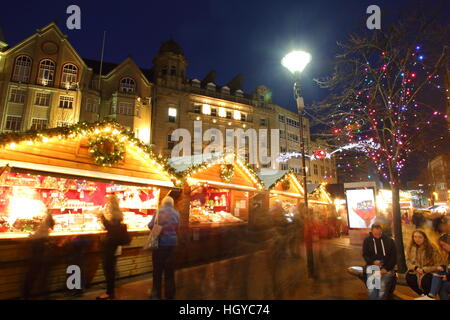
[220,163,235,182]
[88,134,125,166]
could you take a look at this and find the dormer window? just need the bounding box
[191,79,201,88]
[120,77,136,94]
[235,89,243,97]
[207,82,216,91]
[221,86,230,94]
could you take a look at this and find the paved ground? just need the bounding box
[53,236,417,300]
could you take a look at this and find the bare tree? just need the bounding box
[313,10,449,271]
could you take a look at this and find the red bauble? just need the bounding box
[314,149,327,159]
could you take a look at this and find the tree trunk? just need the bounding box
[392,185,407,272]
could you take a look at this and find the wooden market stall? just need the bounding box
[169,154,265,265]
[0,121,177,299]
[307,183,336,239]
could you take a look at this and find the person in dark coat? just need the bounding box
[362,224,397,300]
[149,196,179,300]
[96,195,125,300]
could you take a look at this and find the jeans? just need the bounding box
[406,272,433,295]
[429,273,450,299]
[152,246,176,299]
[366,267,394,300]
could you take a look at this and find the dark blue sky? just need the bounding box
[1,0,417,111]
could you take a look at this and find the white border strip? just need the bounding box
[0,159,174,188]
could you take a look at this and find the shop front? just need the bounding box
[169,154,264,265]
[0,121,177,299]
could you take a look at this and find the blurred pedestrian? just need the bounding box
[64,235,92,296]
[149,196,179,300]
[96,195,130,300]
[22,212,55,299]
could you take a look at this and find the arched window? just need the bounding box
[12,55,32,83]
[119,77,136,93]
[61,63,78,89]
[38,59,55,86]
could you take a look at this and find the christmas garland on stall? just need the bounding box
[88,134,126,166]
[220,164,235,182]
[0,120,177,178]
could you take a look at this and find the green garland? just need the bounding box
[220,163,235,182]
[88,134,125,166]
[281,179,291,191]
[0,120,177,176]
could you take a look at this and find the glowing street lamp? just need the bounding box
[282,50,314,278]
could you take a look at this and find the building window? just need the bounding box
[61,64,78,89]
[320,166,325,176]
[161,66,168,76]
[280,129,286,138]
[218,107,226,118]
[38,59,55,86]
[193,104,201,113]
[241,113,247,122]
[5,116,22,131]
[12,55,32,83]
[280,163,288,170]
[85,98,99,113]
[35,93,51,106]
[168,107,177,122]
[118,102,133,115]
[31,118,48,130]
[233,110,241,120]
[313,164,318,175]
[170,66,176,76]
[57,121,71,127]
[59,96,74,109]
[211,108,217,117]
[9,88,26,103]
[202,104,211,115]
[119,77,136,94]
[280,146,287,153]
[167,133,175,149]
[226,111,232,119]
[278,114,285,123]
[260,118,267,126]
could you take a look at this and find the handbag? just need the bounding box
[116,223,131,246]
[143,212,162,250]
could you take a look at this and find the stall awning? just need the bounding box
[0,159,175,188]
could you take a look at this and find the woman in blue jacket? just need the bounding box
[148,196,180,299]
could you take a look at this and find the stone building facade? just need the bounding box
[0,22,336,183]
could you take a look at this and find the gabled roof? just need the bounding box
[169,153,264,190]
[258,169,304,194]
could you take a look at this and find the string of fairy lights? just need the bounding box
[321,44,448,184]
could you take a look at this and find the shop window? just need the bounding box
[38,59,55,86]
[35,92,51,106]
[12,55,32,83]
[9,88,26,104]
[5,115,22,131]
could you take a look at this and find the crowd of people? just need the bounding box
[362,215,450,300]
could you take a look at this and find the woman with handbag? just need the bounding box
[97,194,130,300]
[148,196,179,300]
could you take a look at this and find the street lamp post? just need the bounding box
[282,50,315,278]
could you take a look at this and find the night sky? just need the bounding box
[1,0,421,112]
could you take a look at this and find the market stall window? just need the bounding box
[0,171,160,236]
[188,185,247,225]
